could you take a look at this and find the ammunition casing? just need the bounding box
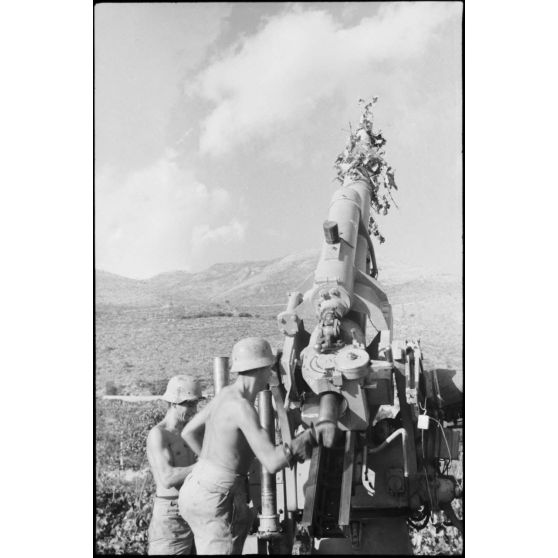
[258,390,280,536]
[213,357,229,394]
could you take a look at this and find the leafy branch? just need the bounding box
[334,97,398,243]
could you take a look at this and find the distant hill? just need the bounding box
[95,253,462,396]
[96,251,459,309]
[95,270,160,306]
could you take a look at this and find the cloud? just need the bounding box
[192,220,247,252]
[263,227,281,238]
[191,2,460,155]
[95,151,244,278]
[95,3,233,172]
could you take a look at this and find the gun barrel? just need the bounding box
[309,180,373,319]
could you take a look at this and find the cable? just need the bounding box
[423,464,434,510]
[429,416,453,462]
[368,428,409,477]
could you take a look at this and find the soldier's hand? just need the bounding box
[308,423,319,446]
[290,428,318,463]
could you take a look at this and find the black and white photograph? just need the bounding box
[94,2,463,554]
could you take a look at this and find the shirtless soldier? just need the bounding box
[146,375,203,555]
[179,337,318,554]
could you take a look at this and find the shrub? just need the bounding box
[96,399,166,471]
[96,472,155,555]
[96,399,165,553]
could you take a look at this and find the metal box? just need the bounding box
[363,363,393,406]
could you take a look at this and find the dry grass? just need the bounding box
[96,309,285,396]
[95,274,462,397]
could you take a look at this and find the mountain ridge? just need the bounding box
[96,252,463,390]
[96,252,460,307]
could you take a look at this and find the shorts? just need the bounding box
[178,460,253,555]
[148,496,194,555]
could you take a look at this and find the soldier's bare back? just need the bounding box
[199,385,256,475]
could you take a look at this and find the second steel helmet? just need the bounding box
[161,375,203,403]
[230,337,274,373]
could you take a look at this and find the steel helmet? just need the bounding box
[162,375,203,403]
[230,337,274,373]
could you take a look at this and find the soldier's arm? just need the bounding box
[181,400,213,455]
[236,400,291,474]
[147,427,195,489]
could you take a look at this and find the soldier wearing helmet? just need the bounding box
[179,337,317,555]
[146,375,203,555]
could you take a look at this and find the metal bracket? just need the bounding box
[332,369,344,386]
[270,386,293,445]
[350,521,362,550]
[270,385,299,513]
[338,431,355,526]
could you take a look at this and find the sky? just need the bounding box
[95,2,462,279]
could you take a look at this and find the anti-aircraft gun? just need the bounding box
[233,177,463,554]
[232,171,462,553]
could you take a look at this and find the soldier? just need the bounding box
[179,337,317,555]
[146,375,203,555]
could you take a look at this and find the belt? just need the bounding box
[155,494,179,500]
[195,459,248,480]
